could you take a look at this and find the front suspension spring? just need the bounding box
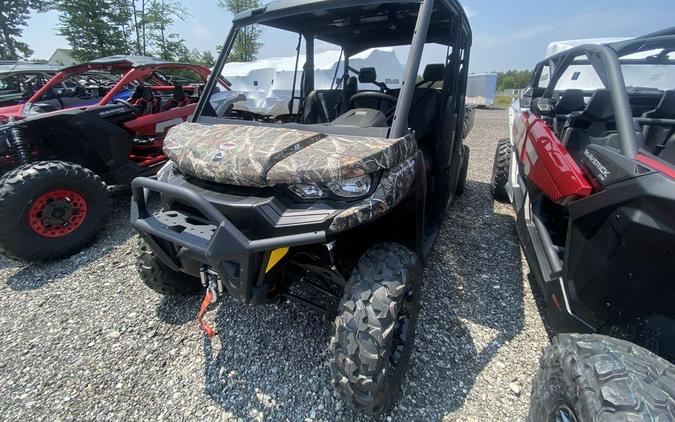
[8,118,30,164]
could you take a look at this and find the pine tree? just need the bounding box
[218,0,262,62]
[0,0,50,60]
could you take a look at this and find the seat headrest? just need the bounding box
[654,90,675,118]
[173,84,185,101]
[131,85,144,100]
[358,67,377,84]
[423,64,445,82]
[141,86,154,102]
[554,89,586,114]
[346,76,358,93]
[583,89,614,121]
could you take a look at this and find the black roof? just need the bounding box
[607,26,675,59]
[0,61,61,75]
[233,0,471,54]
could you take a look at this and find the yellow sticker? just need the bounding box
[265,247,289,273]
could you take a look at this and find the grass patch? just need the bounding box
[492,95,515,109]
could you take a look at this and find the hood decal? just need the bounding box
[164,123,325,187]
[164,122,417,187]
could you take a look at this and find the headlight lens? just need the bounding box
[288,183,325,199]
[327,174,372,198]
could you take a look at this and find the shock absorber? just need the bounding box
[7,117,30,164]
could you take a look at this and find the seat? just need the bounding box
[642,90,675,154]
[659,135,675,165]
[561,90,620,160]
[74,85,87,97]
[301,77,358,124]
[403,63,444,143]
[553,89,585,136]
[130,85,144,102]
[132,86,158,115]
[164,84,191,111]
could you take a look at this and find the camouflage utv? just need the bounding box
[131,0,472,414]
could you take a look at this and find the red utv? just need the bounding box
[0,55,237,261]
[0,61,61,108]
[490,29,675,420]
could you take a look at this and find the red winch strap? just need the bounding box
[197,289,217,338]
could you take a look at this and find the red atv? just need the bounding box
[0,56,236,261]
[491,29,675,420]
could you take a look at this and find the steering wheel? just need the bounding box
[349,92,398,123]
[113,98,136,109]
[349,92,398,109]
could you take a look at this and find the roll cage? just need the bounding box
[22,57,224,113]
[528,27,675,159]
[193,0,472,140]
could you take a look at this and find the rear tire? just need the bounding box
[136,238,202,295]
[329,243,422,414]
[529,334,675,422]
[0,161,110,261]
[462,105,476,139]
[456,144,470,196]
[491,138,512,202]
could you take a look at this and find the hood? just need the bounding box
[164,122,417,187]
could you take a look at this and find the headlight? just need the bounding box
[327,174,372,198]
[288,183,325,199]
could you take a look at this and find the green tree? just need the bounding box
[132,0,190,59]
[0,0,51,60]
[200,50,215,68]
[496,69,534,92]
[218,0,261,62]
[57,0,131,61]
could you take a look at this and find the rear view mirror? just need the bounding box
[531,97,554,116]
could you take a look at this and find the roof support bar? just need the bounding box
[192,26,239,122]
[389,0,435,138]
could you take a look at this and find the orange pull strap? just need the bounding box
[197,289,217,338]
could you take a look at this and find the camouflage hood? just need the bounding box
[163,122,417,187]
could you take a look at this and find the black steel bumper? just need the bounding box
[130,177,327,303]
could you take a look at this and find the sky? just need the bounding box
[22,0,675,73]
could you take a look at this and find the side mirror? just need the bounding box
[519,87,534,108]
[531,97,554,116]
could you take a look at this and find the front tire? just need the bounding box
[0,161,110,261]
[329,243,422,414]
[491,138,512,202]
[529,334,675,421]
[136,238,202,295]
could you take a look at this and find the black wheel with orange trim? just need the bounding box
[0,161,110,262]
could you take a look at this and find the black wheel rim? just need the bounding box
[390,285,416,368]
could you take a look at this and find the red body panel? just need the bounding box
[513,112,592,203]
[635,154,675,180]
[123,103,197,136]
[0,104,24,120]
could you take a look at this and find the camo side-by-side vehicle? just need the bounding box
[490,28,675,420]
[130,0,472,413]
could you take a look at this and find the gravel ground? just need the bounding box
[0,109,551,421]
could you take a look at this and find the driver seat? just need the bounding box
[132,86,158,115]
[404,63,444,143]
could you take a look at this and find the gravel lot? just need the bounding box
[0,109,550,421]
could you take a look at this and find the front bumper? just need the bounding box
[131,177,327,304]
